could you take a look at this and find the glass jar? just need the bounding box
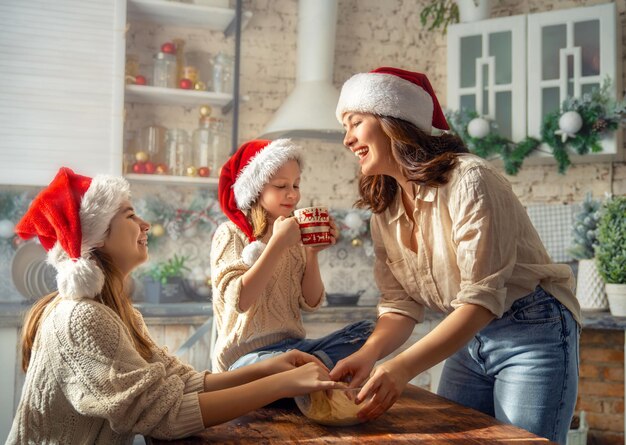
[165,129,191,176]
[208,118,229,177]
[153,52,177,88]
[185,50,213,89]
[192,109,212,175]
[138,125,167,165]
[212,52,233,94]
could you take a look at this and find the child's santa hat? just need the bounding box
[218,139,302,265]
[15,167,130,300]
[335,67,449,134]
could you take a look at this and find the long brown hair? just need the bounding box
[248,201,269,239]
[355,116,469,213]
[21,249,153,371]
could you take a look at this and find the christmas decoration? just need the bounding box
[0,219,14,238]
[467,117,490,139]
[179,78,193,90]
[197,167,210,177]
[194,81,207,91]
[135,151,149,162]
[151,223,165,237]
[155,163,168,174]
[186,166,197,176]
[144,161,156,174]
[555,111,583,143]
[569,192,602,260]
[161,42,176,54]
[446,78,625,175]
[132,162,146,174]
[343,211,364,231]
[351,238,363,247]
[134,75,147,85]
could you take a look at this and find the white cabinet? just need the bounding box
[447,3,620,159]
[0,0,126,186]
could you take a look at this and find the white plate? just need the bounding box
[11,241,56,300]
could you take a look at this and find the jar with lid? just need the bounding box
[153,52,177,88]
[165,129,192,176]
[208,118,229,177]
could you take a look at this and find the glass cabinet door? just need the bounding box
[447,15,526,141]
[527,2,617,153]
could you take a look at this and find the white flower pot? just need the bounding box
[575,259,608,311]
[455,0,492,23]
[606,283,626,317]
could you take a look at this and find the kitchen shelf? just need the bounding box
[125,173,219,187]
[125,85,232,107]
[127,0,252,34]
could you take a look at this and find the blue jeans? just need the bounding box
[437,287,579,445]
[229,320,375,370]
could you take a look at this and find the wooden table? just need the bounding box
[147,385,556,444]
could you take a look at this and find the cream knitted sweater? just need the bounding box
[210,221,322,372]
[8,298,206,445]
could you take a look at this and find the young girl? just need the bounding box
[211,139,374,372]
[8,167,339,444]
[330,67,580,445]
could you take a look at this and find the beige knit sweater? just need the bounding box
[210,221,323,372]
[8,298,206,445]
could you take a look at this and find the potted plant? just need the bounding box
[142,254,190,304]
[569,193,607,311]
[420,0,492,33]
[595,196,626,316]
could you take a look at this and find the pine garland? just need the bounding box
[446,78,625,175]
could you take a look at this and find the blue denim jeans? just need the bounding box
[229,320,375,370]
[437,287,579,445]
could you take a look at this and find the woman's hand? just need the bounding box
[329,347,378,388]
[281,362,341,397]
[355,359,412,420]
[262,349,329,375]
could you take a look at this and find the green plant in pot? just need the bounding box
[595,195,626,316]
[569,193,607,311]
[143,255,190,304]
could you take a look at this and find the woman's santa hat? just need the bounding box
[15,167,130,300]
[218,139,302,265]
[335,67,449,134]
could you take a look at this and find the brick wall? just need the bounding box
[578,329,625,445]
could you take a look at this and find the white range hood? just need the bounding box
[261,0,343,141]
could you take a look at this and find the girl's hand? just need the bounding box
[354,359,411,420]
[281,362,341,397]
[305,216,339,253]
[328,348,377,388]
[263,349,329,375]
[271,216,301,249]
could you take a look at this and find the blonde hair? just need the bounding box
[21,249,153,372]
[249,201,269,239]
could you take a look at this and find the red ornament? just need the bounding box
[155,163,168,175]
[134,75,146,85]
[197,166,210,177]
[179,78,193,90]
[144,161,156,174]
[132,162,146,174]
[161,42,176,54]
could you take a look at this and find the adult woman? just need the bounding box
[8,167,339,444]
[330,67,580,445]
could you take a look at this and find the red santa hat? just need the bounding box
[335,67,449,134]
[15,167,130,300]
[218,138,303,243]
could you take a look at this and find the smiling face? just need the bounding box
[99,200,150,277]
[258,159,301,222]
[342,112,397,177]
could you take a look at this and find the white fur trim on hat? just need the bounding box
[335,72,433,133]
[47,175,130,299]
[233,139,303,211]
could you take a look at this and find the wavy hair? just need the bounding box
[355,116,469,213]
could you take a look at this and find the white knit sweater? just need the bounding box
[8,298,206,444]
[210,221,323,372]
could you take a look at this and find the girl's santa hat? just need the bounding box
[335,67,449,134]
[15,167,130,300]
[218,139,302,265]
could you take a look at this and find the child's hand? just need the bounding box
[282,362,341,397]
[271,216,301,249]
[265,349,329,375]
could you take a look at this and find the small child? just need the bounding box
[211,139,374,372]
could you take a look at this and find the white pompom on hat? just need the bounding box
[15,167,130,300]
[335,66,450,134]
